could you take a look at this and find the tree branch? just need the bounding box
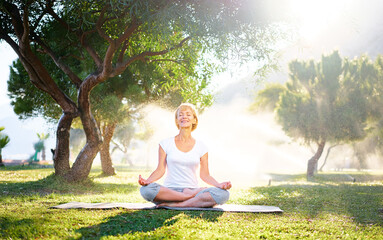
[116,18,139,63]
[96,5,112,43]
[149,58,190,70]
[98,7,141,79]
[111,139,127,153]
[116,17,139,46]
[100,24,138,80]
[46,3,103,68]
[2,2,24,39]
[80,30,97,45]
[112,36,191,77]
[0,30,21,58]
[117,40,129,64]
[46,2,73,32]
[32,32,83,88]
[141,36,191,57]
[31,8,48,33]
[21,3,32,45]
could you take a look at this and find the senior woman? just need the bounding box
[138,103,231,208]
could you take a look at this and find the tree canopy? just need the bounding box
[1,0,282,181]
[0,127,11,167]
[253,51,380,177]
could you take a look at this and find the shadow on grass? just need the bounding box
[0,164,54,171]
[268,172,383,183]
[74,209,223,239]
[0,174,138,197]
[0,164,148,173]
[0,216,36,239]
[248,173,383,225]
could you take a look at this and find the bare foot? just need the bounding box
[183,187,206,197]
[157,202,182,208]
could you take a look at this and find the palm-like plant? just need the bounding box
[37,133,50,161]
[0,127,11,167]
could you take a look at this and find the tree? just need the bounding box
[31,140,44,162]
[8,51,214,175]
[253,51,375,178]
[37,132,50,161]
[1,0,280,181]
[111,122,137,166]
[110,120,152,166]
[345,54,383,167]
[0,127,10,167]
[68,128,86,162]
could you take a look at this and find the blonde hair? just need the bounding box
[175,103,198,131]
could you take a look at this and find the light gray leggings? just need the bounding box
[140,183,230,205]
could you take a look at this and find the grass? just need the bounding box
[0,165,382,239]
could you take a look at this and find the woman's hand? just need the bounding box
[138,175,151,186]
[217,181,232,190]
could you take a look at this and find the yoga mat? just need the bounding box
[51,202,283,213]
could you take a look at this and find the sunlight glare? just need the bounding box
[288,0,349,44]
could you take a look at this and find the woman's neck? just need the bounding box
[176,128,193,141]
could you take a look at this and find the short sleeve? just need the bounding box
[159,137,171,153]
[198,140,208,157]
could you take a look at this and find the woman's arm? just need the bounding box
[199,153,232,189]
[138,145,167,186]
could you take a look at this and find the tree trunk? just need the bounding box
[42,146,46,161]
[64,75,103,182]
[319,144,339,172]
[307,140,326,179]
[0,153,4,167]
[3,23,79,176]
[100,122,117,175]
[53,113,74,176]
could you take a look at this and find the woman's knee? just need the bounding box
[140,183,161,202]
[198,187,230,205]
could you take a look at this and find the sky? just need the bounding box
[1,0,383,165]
[0,43,56,160]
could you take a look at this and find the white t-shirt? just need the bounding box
[160,137,208,188]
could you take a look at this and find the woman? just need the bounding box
[139,103,231,208]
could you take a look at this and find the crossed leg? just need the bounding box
[153,186,205,203]
[157,192,216,208]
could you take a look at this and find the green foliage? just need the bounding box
[0,127,10,151]
[0,135,10,150]
[33,141,44,152]
[250,83,286,112]
[37,133,50,141]
[255,51,375,146]
[7,59,75,122]
[112,123,136,151]
[346,54,383,157]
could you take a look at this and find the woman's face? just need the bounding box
[177,107,196,129]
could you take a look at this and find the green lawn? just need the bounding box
[1,165,382,239]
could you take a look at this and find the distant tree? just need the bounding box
[249,83,287,112]
[0,127,11,167]
[111,122,136,166]
[111,120,153,166]
[68,128,86,162]
[252,51,376,178]
[318,143,340,171]
[37,133,50,161]
[346,54,383,167]
[32,140,44,162]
